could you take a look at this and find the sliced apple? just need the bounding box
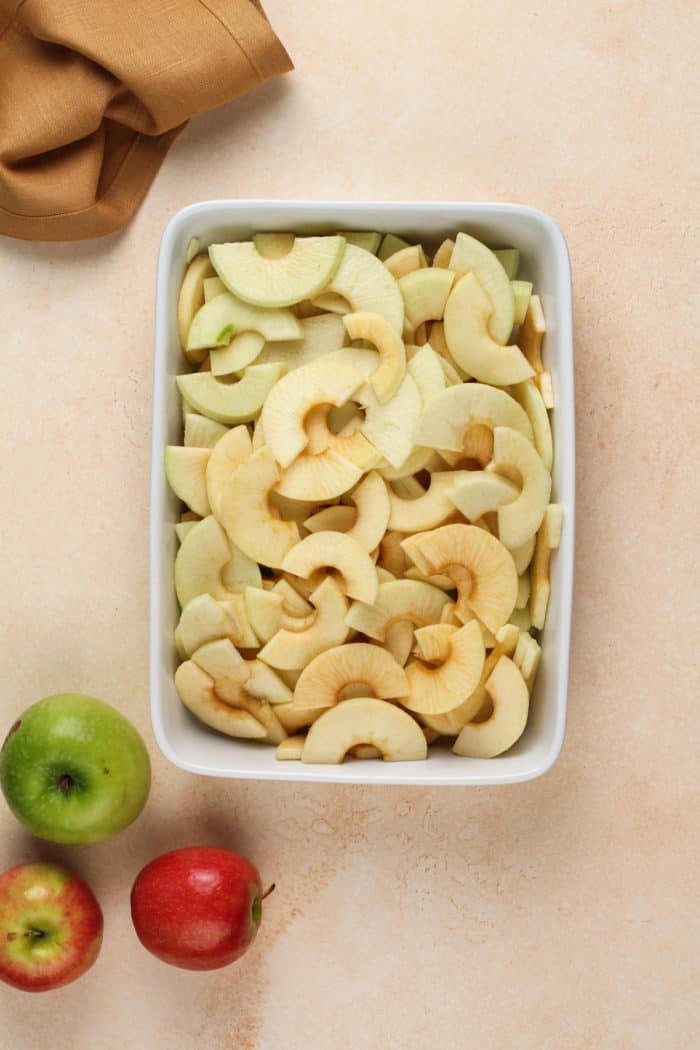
[203,276,226,302]
[209,236,346,308]
[325,244,404,333]
[383,621,414,666]
[303,505,356,534]
[218,446,299,569]
[511,378,553,472]
[530,503,563,630]
[258,577,349,670]
[512,280,532,326]
[415,380,533,452]
[494,248,520,279]
[488,426,551,548]
[281,531,378,604]
[444,274,533,386]
[344,471,391,552]
[191,637,249,688]
[275,702,325,733]
[271,578,314,617]
[187,293,301,351]
[245,660,295,704]
[184,414,229,450]
[174,661,266,739]
[518,294,546,374]
[399,620,484,715]
[432,238,455,269]
[175,521,198,544]
[509,606,532,633]
[276,448,363,502]
[220,543,262,593]
[399,268,455,329]
[449,232,514,343]
[387,471,470,532]
[244,587,282,643]
[507,532,537,576]
[260,314,349,371]
[304,404,381,471]
[210,332,266,376]
[176,364,283,425]
[342,312,406,402]
[261,360,365,468]
[174,515,238,607]
[345,579,451,642]
[513,633,541,692]
[453,655,529,758]
[406,344,446,405]
[383,245,426,279]
[175,593,259,659]
[339,231,382,254]
[401,523,517,633]
[378,233,412,261]
[178,254,214,359]
[403,567,456,591]
[378,530,410,576]
[302,697,427,763]
[448,472,519,522]
[165,446,211,517]
[276,735,305,760]
[293,643,409,710]
[358,371,422,469]
[205,424,252,521]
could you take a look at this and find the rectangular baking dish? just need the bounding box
[150,200,574,785]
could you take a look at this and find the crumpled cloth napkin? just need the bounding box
[0,0,292,240]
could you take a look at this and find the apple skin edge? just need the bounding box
[130,846,266,971]
[0,862,103,992]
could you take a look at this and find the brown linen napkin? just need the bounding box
[0,0,292,241]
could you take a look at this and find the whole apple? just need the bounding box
[131,846,270,970]
[0,694,151,845]
[0,862,103,992]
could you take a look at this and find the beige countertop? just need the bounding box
[1,1,697,1047]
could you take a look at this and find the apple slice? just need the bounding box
[383,245,426,279]
[205,425,252,522]
[511,378,553,472]
[512,280,532,325]
[209,236,346,308]
[448,472,519,521]
[219,447,300,569]
[174,661,266,739]
[345,579,451,642]
[184,414,228,449]
[275,448,363,502]
[432,238,455,269]
[178,254,214,359]
[220,543,262,593]
[282,531,378,604]
[176,364,283,425]
[399,621,485,715]
[165,446,211,517]
[339,231,382,254]
[357,372,422,470]
[325,244,404,333]
[258,577,349,670]
[449,232,514,343]
[301,697,427,763]
[342,312,406,402]
[260,359,365,468]
[415,381,533,452]
[203,276,226,302]
[487,427,551,548]
[304,405,381,471]
[294,643,409,710]
[444,275,534,386]
[175,593,259,659]
[494,248,520,279]
[452,655,529,758]
[210,332,266,376]
[399,269,455,329]
[260,313,348,371]
[530,503,563,630]
[276,735,305,760]
[175,521,198,544]
[187,293,301,352]
[174,515,236,607]
[387,471,470,532]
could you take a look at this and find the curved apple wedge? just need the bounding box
[275,448,363,502]
[178,254,214,358]
[175,593,259,659]
[448,232,515,343]
[304,405,380,471]
[205,425,252,521]
[293,643,409,710]
[345,579,452,641]
[219,447,299,569]
[344,471,391,552]
[210,332,266,377]
[174,661,266,739]
[258,577,349,670]
[165,446,211,517]
[343,312,406,402]
[452,655,529,758]
[415,381,533,452]
[209,236,346,308]
[387,471,470,532]
[512,378,553,472]
[357,372,422,470]
[325,244,404,333]
[260,314,348,371]
[444,274,533,386]
[261,360,365,468]
[281,531,378,604]
[401,524,517,634]
[176,365,284,425]
[174,516,236,608]
[399,268,455,329]
[184,414,229,450]
[399,621,485,715]
[488,427,551,549]
[187,293,301,351]
[301,697,427,763]
[448,472,519,522]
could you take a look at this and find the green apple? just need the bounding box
[0,694,151,845]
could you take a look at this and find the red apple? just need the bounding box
[0,861,103,991]
[130,846,271,971]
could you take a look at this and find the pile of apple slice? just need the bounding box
[166,229,563,763]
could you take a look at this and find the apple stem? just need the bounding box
[261,884,276,901]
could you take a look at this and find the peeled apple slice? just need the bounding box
[261,360,365,468]
[178,254,214,359]
[358,372,422,470]
[444,274,534,386]
[209,236,346,308]
[512,378,553,472]
[488,427,551,548]
[205,425,252,522]
[260,314,348,371]
[258,577,349,670]
[275,448,363,502]
[176,365,283,425]
[343,312,406,402]
[203,276,226,302]
[175,593,259,659]
[449,232,515,343]
[345,579,451,642]
[293,643,409,709]
[415,381,533,452]
[325,244,404,334]
[512,280,533,325]
[281,531,378,604]
[494,248,520,279]
[174,515,237,607]
[378,233,412,261]
[448,472,519,522]
[399,268,455,329]
[165,446,211,517]
[187,293,301,351]
[219,446,300,569]
[304,405,381,471]
[174,661,266,739]
[406,344,446,404]
[432,238,455,269]
[184,414,228,450]
[383,245,426,280]
[301,697,427,763]
[452,656,529,757]
[387,471,469,532]
[210,332,266,376]
[339,231,382,254]
[399,621,485,715]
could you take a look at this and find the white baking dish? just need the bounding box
[150,201,574,785]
